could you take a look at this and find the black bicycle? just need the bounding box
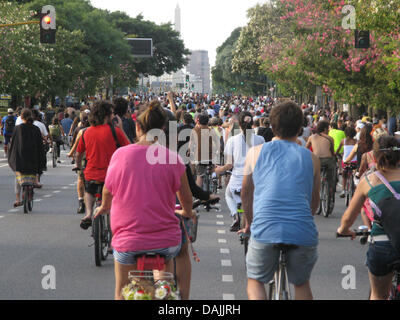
[317,165,335,217]
[73,168,111,267]
[92,182,112,267]
[22,182,34,214]
[51,140,57,168]
[343,162,357,207]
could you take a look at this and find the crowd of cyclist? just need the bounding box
[1,92,399,300]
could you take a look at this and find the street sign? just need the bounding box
[125,38,153,58]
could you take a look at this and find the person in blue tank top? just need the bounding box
[241,101,321,300]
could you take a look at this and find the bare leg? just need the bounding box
[114,261,136,300]
[369,271,394,300]
[247,278,267,300]
[83,192,95,220]
[175,243,191,300]
[294,281,313,300]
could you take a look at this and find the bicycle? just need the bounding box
[267,244,299,300]
[317,164,335,218]
[337,226,400,300]
[343,162,357,207]
[73,168,112,267]
[22,181,34,214]
[51,140,58,168]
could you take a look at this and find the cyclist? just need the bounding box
[337,135,400,300]
[49,117,65,164]
[1,108,17,158]
[7,109,45,208]
[188,113,220,189]
[93,100,195,300]
[337,127,358,198]
[215,111,264,232]
[241,101,320,300]
[75,101,130,229]
[306,121,336,200]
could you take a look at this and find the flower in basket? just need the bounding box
[168,291,179,300]
[155,287,168,300]
[133,289,152,300]
[122,286,135,300]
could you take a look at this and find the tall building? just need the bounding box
[187,50,211,94]
[174,4,181,35]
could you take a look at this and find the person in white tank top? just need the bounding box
[336,126,357,198]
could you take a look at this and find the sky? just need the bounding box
[90,0,267,68]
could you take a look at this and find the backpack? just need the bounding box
[5,116,15,133]
[369,171,400,254]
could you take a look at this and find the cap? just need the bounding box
[7,108,13,113]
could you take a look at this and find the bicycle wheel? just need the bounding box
[93,216,103,267]
[52,143,57,168]
[101,215,111,261]
[23,186,29,214]
[321,179,329,217]
[345,174,351,207]
[28,186,33,212]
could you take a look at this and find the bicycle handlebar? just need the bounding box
[336,230,371,238]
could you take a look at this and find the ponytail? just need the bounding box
[137,100,167,134]
[374,136,400,171]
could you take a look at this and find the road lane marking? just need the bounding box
[222,275,233,282]
[217,230,226,234]
[223,294,235,300]
[220,248,230,254]
[218,239,227,243]
[43,195,52,198]
[8,209,18,213]
[34,199,42,202]
[0,216,4,219]
[53,190,61,193]
[221,260,232,267]
[216,221,224,225]
[61,186,68,189]
[216,215,223,218]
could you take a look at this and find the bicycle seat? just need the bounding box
[273,244,299,251]
[388,259,400,272]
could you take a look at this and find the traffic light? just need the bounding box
[191,84,194,89]
[240,81,244,86]
[355,30,370,49]
[40,5,56,44]
[186,75,190,82]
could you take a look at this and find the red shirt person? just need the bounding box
[75,101,130,229]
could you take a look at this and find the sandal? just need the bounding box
[13,202,23,208]
[80,218,92,230]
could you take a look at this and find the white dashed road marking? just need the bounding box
[218,239,227,244]
[223,294,235,300]
[221,260,232,267]
[216,221,224,225]
[222,275,233,282]
[217,230,226,234]
[220,248,230,254]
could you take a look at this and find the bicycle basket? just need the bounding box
[122,271,180,300]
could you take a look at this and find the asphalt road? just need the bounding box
[0,148,369,300]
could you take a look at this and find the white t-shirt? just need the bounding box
[15,116,23,126]
[224,133,265,189]
[206,109,215,117]
[34,120,48,137]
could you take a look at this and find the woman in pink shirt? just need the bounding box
[94,100,194,300]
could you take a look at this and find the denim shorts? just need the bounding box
[366,241,400,277]
[246,237,318,286]
[113,244,181,266]
[4,134,12,146]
